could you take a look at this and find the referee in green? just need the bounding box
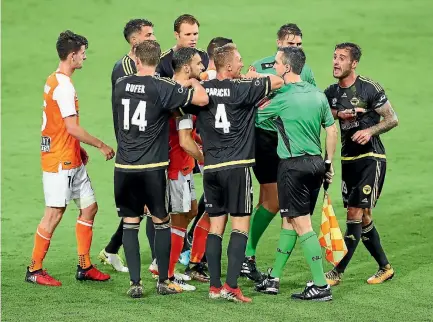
[253,47,338,301]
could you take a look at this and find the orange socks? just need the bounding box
[76,217,93,269]
[190,215,210,264]
[29,225,52,272]
[169,226,186,278]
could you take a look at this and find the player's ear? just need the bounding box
[351,60,358,69]
[174,31,180,41]
[276,38,282,47]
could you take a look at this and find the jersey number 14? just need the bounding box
[122,99,147,131]
[215,104,231,133]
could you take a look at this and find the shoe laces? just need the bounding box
[374,268,387,278]
[173,278,186,285]
[327,269,340,279]
[40,270,55,281]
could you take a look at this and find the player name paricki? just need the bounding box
[125,83,145,93]
[206,87,230,97]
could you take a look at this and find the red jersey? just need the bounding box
[168,114,196,180]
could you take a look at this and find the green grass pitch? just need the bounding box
[2,0,433,321]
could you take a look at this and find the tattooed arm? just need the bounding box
[351,101,398,145]
[369,101,399,136]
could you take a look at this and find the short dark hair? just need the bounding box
[277,23,302,40]
[172,47,198,72]
[207,37,233,59]
[56,30,88,61]
[174,14,200,33]
[278,47,306,75]
[123,19,153,43]
[214,43,238,71]
[135,40,161,66]
[335,42,362,62]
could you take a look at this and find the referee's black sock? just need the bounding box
[226,230,248,289]
[146,216,156,260]
[335,220,362,273]
[361,221,390,268]
[105,219,123,254]
[122,222,141,284]
[206,233,223,288]
[154,219,171,282]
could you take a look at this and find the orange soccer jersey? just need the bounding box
[41,72,82,172]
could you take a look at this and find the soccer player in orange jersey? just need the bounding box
[25,31,115,286]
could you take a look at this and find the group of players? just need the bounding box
[27,14,399,303]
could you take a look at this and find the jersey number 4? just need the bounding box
[215,104,231,133]
[122,99,147,131]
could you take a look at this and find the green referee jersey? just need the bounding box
[258,81,335,159]
[252,54,316,131]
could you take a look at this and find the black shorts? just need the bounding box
[341,158,386,208]
[203,167,253,217]
[252,127,279,184]
[277,155,325,218]
[114,169,168,219]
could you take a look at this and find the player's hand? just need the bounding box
[354,107,367,114]
[99,143,115,160]
[80,147,89,165]
[245,69,259,79]
[337,109,357,120]
[351,129,372,145]
[325,162,334,184]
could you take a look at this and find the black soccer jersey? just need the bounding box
[113,75,193,171]
[183,77,271,172]
[156,48,209,78]
[111,55,137,141]
[324,75,388,162]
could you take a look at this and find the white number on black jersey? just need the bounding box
[214,103,231,133]
[122,99,148,131]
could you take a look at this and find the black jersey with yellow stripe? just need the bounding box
[156,47,209,78]
[113,75,193,171]
[182,77,271,172]
[324,75,389,162]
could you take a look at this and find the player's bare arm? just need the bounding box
[64,116,115,160]
[189,78,209,106]
[179,128,204,163]
[324,123,338,183]
[351,101,398,145]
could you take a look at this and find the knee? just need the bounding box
[44,207,64,224]
[291,215,312,236]
[80,202,98,221]
[152,214,170,224]
[262,184,279,214]
[347,207,363,221]
[362,209,373,226]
